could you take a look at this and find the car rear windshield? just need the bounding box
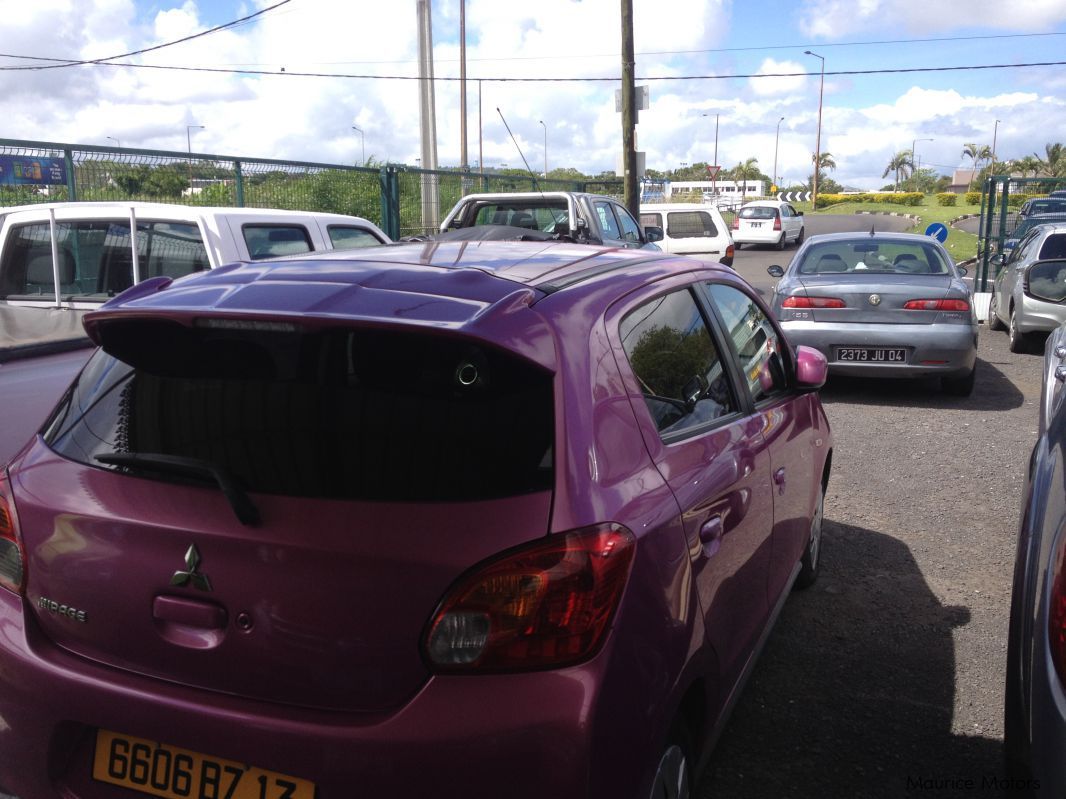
[43,322,554,503]
[796,240,951,275]
[739,206,778,220]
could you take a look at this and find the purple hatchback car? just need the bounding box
[0,241,831,799]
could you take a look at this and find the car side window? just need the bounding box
[328,226,383,250]
[1039,233,1066,260]
[620,288,738,438]
[614,204,644,244]
[666,211,718,239]
[242,225,314,259]
[703,283,788,404]
[1013,231,1041,264]
[595,201,621,241]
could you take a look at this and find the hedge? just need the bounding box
[814,192,924,208]
[965,191,981,205]
[936,193,957,206]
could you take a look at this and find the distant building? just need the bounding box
[947,168,978,194]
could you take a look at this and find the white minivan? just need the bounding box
[639,203,734,266]
[0,202,390,310]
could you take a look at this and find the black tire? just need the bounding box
[795,484,824,589]
[1009,307,1033,353]
[775,232,786,251]
[735,242,744,251]
[988,293,1006,331]
[795,226,805,246]
[648,719,694,799]
[942,363,976,397]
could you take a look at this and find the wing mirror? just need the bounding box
[795,346,828,391]
[767,264,785,278]
[644,225,664,243]
[957,265,968,277]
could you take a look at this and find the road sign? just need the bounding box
[706,165,721,179]
[615,86,650,112]
[925,222,948,243]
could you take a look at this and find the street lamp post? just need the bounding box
[185,125,204,190]
[911,137,933,189]
[703,112,720,194]
[773,116,785,192]
[991,119,1001,174]
[804,50,824,208]
[352,125,365,165]
[106,136,121,148]
[539,120,547,178]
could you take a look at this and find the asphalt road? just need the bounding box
[695,215,1037,798]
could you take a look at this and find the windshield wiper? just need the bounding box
[95,453,261,527]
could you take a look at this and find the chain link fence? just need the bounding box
[978,175,1066,291]
[0,138,624,241]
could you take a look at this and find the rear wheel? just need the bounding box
[775,232,786,251]
[795,227,805,246]
[942,363,976,397]
[1009,307,1033,353]
[795,484,824,589]
[988,293,1006,331]
[648,721,693,799]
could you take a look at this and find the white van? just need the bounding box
[639,203,734,266]
[0,202,390,309]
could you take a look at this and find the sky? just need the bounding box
[2,0,1066,190]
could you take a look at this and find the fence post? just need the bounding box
[234,160,245,207]
[380,166,400,240]
[64,148,77,202]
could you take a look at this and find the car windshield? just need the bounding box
[739,206,777,220]
[796,240,951,275]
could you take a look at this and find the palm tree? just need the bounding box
[1035,143,1066,177]
[962,143,992,190]
[732,157,761,198]
[1015,155,1042,178]
[881,151,914,192]
[809,152,836,194]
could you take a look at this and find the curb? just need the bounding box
[854,210,922,222]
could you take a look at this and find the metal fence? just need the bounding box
[0,138,623,241]
[977,175,1066,291]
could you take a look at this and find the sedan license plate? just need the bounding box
[836,347,907,363]
[93,729,315,799]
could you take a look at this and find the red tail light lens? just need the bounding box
[1049,538,1066,686]
[724,244,735,263]
[0,471,24,594]
[903,299,970,311]
[782,296,846,309]
[424,524,636,672]
[731,216,739,230]
[773,215,781,231]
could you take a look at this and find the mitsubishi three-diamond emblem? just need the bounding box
[171,544,213,592]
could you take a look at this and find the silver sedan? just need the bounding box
[767,232,978,395]
[988,223,1066,353]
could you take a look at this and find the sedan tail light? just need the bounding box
[782,296,846,309]
[424,524,635,672]
[903,299,970,311]
[0,471,25,594]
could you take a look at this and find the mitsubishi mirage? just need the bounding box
[0,240,832,799]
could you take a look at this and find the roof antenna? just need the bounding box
[869,223,876,236]
[497,107,542,193]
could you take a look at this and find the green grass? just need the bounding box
[800,198,983,262]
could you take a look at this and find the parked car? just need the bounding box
[767,231,978,395]
[0,202,390,310]
[440,191,663,250]
[0,241,831,799]
[1005,322,1066,794]
[988,223,1066,352]
[639,202,734,266]
[1018,197,1066,222]
[1002,212,1066,254]
[731,200,805,250]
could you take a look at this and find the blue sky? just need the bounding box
[3,0,1066,189]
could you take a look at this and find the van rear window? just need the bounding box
[44,323,554,503]
[0,221,208,301]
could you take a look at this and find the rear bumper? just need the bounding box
[1018,294,1066,334]
[0,588,607,799]
[780,320,978,378]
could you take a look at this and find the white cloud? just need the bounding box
[748,58,807,97]
[799,0,1066,37]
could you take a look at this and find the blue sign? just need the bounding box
[0,156,66,186]
[925,222,948,243]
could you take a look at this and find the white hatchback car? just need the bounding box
[639,203,734,266]
[731,200,805,250]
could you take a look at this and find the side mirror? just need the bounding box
[795,345,828,390]
[796,210,804,216]
[995,254,1008,267]
[644,225,664,243]
[767,264,785,278]
[957,265,968,277]
[575,218,589,230]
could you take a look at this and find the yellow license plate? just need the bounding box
[92,729,316,799]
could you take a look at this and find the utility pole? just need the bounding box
[620,0,637,219]
[416,0,439,230]
[459,0,468,185]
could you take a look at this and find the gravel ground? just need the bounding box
[698,326,1042,798]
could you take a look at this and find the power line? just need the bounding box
[0,56,1060,82]
[0,0,292,72]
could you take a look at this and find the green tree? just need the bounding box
[882,150,914,192]
[808,152,837,193]
[730,157,761,198]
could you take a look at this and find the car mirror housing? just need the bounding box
[644,225,664,243]
[957,265,968,277]
[1026,259,1066,303]
[767,264,785,278]
[795,346,828,390]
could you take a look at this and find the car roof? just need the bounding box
[639,203,725,213]
[83,241,733,338]
[740,200,786,207]
[0,201,379,224]
[800,231,942,244]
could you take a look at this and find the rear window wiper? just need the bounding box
[95,453,261,527]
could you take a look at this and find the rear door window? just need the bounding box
[702,283,788,404]
[666,211,719,239]
[327,226,384,250]
[594,201,622,242]
[242,225,314,259]
[0,220,208,301]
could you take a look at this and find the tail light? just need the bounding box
[903,299,970,311]
[0,471,25,594]
[731,216,739,230]
[424,524,635,672]
[724,243,735,263]
[782,296,846,309]
[773,214,782,231]
[1049,537,1066,686]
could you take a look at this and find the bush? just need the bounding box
[936,193,957,207]
[965,191,981,206]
